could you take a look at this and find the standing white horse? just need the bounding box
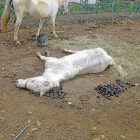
[1,0,68,44]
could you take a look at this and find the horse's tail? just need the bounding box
[109,57,128,79]
[1,0,11,32]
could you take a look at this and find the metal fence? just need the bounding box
[0,0,140,26]
[56,0,140,23]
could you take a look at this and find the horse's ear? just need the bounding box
[43,80,49,86]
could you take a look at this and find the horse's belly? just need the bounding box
[27,2,53,19]
[27,8,51,18]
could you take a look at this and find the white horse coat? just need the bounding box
[1,0,68,44]
[16,48,127,97]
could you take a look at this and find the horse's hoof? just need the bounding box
[36,34,39,39]
[36,51,41,57]
[55,34,58,38]
[52,33,57,38]
[16,41,21,45]
[45,51,50,57]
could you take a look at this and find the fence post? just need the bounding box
[111,0,114,19]
[81,0,84,22]
[135,0,138,17]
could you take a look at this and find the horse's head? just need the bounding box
[16,76,51,93]
[16,76,60,97]
[62,0,68,14]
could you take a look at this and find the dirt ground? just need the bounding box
[0,18,140,140]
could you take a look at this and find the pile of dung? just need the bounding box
[30,84,66,99]
[95,79,137,100]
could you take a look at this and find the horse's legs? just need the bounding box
[36,52,49,61]
[36,19,45,37]
[51,16,57,38]
[14,13,26,44]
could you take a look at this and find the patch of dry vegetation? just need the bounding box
[50,35,140,78]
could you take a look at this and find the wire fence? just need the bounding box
[0,0,140,25]
[71,0,140,21]
[56,0,140,23]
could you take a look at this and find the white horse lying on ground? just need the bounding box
[16,48,127,97]
[1,0,68,44]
